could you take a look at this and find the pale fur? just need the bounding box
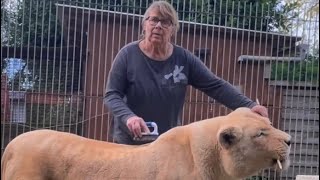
[1,107,291,180]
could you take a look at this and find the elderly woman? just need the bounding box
[104,1,268,145]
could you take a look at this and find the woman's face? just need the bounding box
[143,9,174,45]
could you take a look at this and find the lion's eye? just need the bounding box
[256,131,264,137]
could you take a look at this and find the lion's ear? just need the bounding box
[218,127,242,149]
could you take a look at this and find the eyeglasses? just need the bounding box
[146,16,173,28]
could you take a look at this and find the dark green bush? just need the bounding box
[270,56,319,82]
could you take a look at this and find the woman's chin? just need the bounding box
[148,38,164,44]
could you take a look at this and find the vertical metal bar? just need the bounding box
[209,0,217,118]
[192,0,199,122]
[43,1,52,133]
[50,0,59,132]
[198,0,204,120]
[69,2,78,134]
[238,1,246,119]
[103,0,111,141]
[171,0,178,44]
[259,3,267,140]
[11,0,18,138]
[180,0,186,123]
[137,0,143,40]
[96,2,106,140]
[97,1,105,141]
[220,0,228,115]
[186,0,192,125]
[124,0,129,44]
[84,0,92,139]
[37,1,46,129]
[255,3,263,104]
[131,0,136,42]
[96,2,104,140]
[243,2,252,100]
[204,0,210,119]
[215,0,222,116]
[117,1,123,51]
[18,0,26,135]
[108,0,118,140]
[89,3,99,139]
[1,0,5,156]
[32,0,40,130]
[79,0,87,137]
[61,0,72,132]
[228,0,235,86]
[6,0,12,146]
[180,0,186,47]
[90,0,98,140]
[63,1,72,133]
[251,3,258,104]
[57,1,65,132]
[232,0,240,114]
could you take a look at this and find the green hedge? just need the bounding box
[270,58,319,82]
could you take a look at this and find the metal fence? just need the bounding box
[1,0,319,179]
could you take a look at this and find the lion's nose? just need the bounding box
[285,139,291,146]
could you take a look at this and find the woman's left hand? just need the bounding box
[251,105,269,118]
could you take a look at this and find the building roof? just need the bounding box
[56,3,301,38]
[56,3,302,52]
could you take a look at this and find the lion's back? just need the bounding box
[1,130,61,179]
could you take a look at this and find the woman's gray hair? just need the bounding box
[141,1,180,39]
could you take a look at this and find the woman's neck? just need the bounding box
[140,39,173,61]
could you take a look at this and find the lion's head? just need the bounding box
[217,107,291,178]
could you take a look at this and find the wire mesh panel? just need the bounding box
[1,0,319,179]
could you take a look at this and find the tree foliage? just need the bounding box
[10,0,63,47]
[0,0,312,93]
[172,0,300,32]
[0,0,303,47]
[69,0,300,32]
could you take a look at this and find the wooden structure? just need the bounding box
[56,4,302,142]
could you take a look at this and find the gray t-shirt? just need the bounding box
[104,40,256,144]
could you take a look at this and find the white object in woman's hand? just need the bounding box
[126,116,150,138]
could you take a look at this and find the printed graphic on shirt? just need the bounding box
[164,65,187,83]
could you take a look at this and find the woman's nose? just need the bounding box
[155,21,163,28]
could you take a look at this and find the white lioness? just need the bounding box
[1,107,291,180]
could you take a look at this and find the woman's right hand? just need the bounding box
[126,116,150,138]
